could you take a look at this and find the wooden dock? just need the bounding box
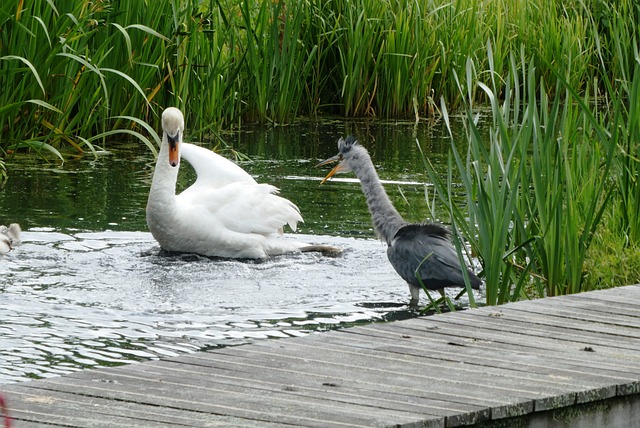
[2,285,640,427]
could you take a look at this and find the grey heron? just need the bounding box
[318,136,481,305]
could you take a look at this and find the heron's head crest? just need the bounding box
[338,135,358,154]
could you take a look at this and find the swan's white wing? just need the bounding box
[176,182,303,235]
[180,143,256,190]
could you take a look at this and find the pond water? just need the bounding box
[0,118,483,383]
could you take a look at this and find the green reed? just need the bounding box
[603,4,640,247]
[423,54,532,305]
[2,0,636,159]
[576,3,640,290]
[238,0,318,123]
[617,62,640,246]
[0,1,168,157]
[424,37,628,303]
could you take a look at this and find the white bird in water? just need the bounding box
[318,136,481,305]
[0,223,21,255]
[147,107,339,259]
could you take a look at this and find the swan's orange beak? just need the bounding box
[168,134,180,167]
[316,154,347,184]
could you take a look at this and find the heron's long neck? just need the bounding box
[350,148,405,244]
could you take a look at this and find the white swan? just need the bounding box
[147,107,337,259]
[0,223,21,255]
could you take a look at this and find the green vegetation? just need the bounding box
[1,0,637,151]
[1,0,639,302]
[425,38,640,304]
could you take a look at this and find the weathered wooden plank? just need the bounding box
[205,342,559,415]
[327,329,625,388]
[341,315,640,393]
[9,409,177,428]
[119,360,466,416]
[177,352,497,425]
[492,294,640,322]
[266,333,606,393]
[496,302,640,331]
[217,336,588,412]
[175,352,513,413]
[345,323,638,384]
[462,311,640,355]
[199,341,542,401]
[542,295,640,317]
[170,347,534,422]
[8,397,180,428]
[352,316,640,379]
[575,286,640,306]
[20,370,437,428]
[4,383,275,428]
[108,362,456,427]
[559,284,640,302]
[465,307,640,343]
[479,289,640,323]
[449,304,640,341]
[410,311,640,357]
[382,313,640,397]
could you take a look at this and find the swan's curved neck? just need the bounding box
[148,137,179,212]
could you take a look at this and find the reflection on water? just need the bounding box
[0,119,480,383]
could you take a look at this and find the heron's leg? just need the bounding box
[438,288,456,312]
[422,287,446,313]
[453,288,466,300]
[408,283,420,307]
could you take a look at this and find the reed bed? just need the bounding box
[1,0,637,151]
[425,34,640,303]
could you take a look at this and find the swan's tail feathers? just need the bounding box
[285,200,303,232]
[260,185,303,233]
[285,211,302,232]
[299,244,343,258]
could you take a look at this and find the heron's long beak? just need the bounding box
[167,133,180,167]
[316,154,346,184]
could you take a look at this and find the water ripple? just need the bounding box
[0,231,463,383]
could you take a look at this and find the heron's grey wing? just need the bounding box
[388,228,468,289]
